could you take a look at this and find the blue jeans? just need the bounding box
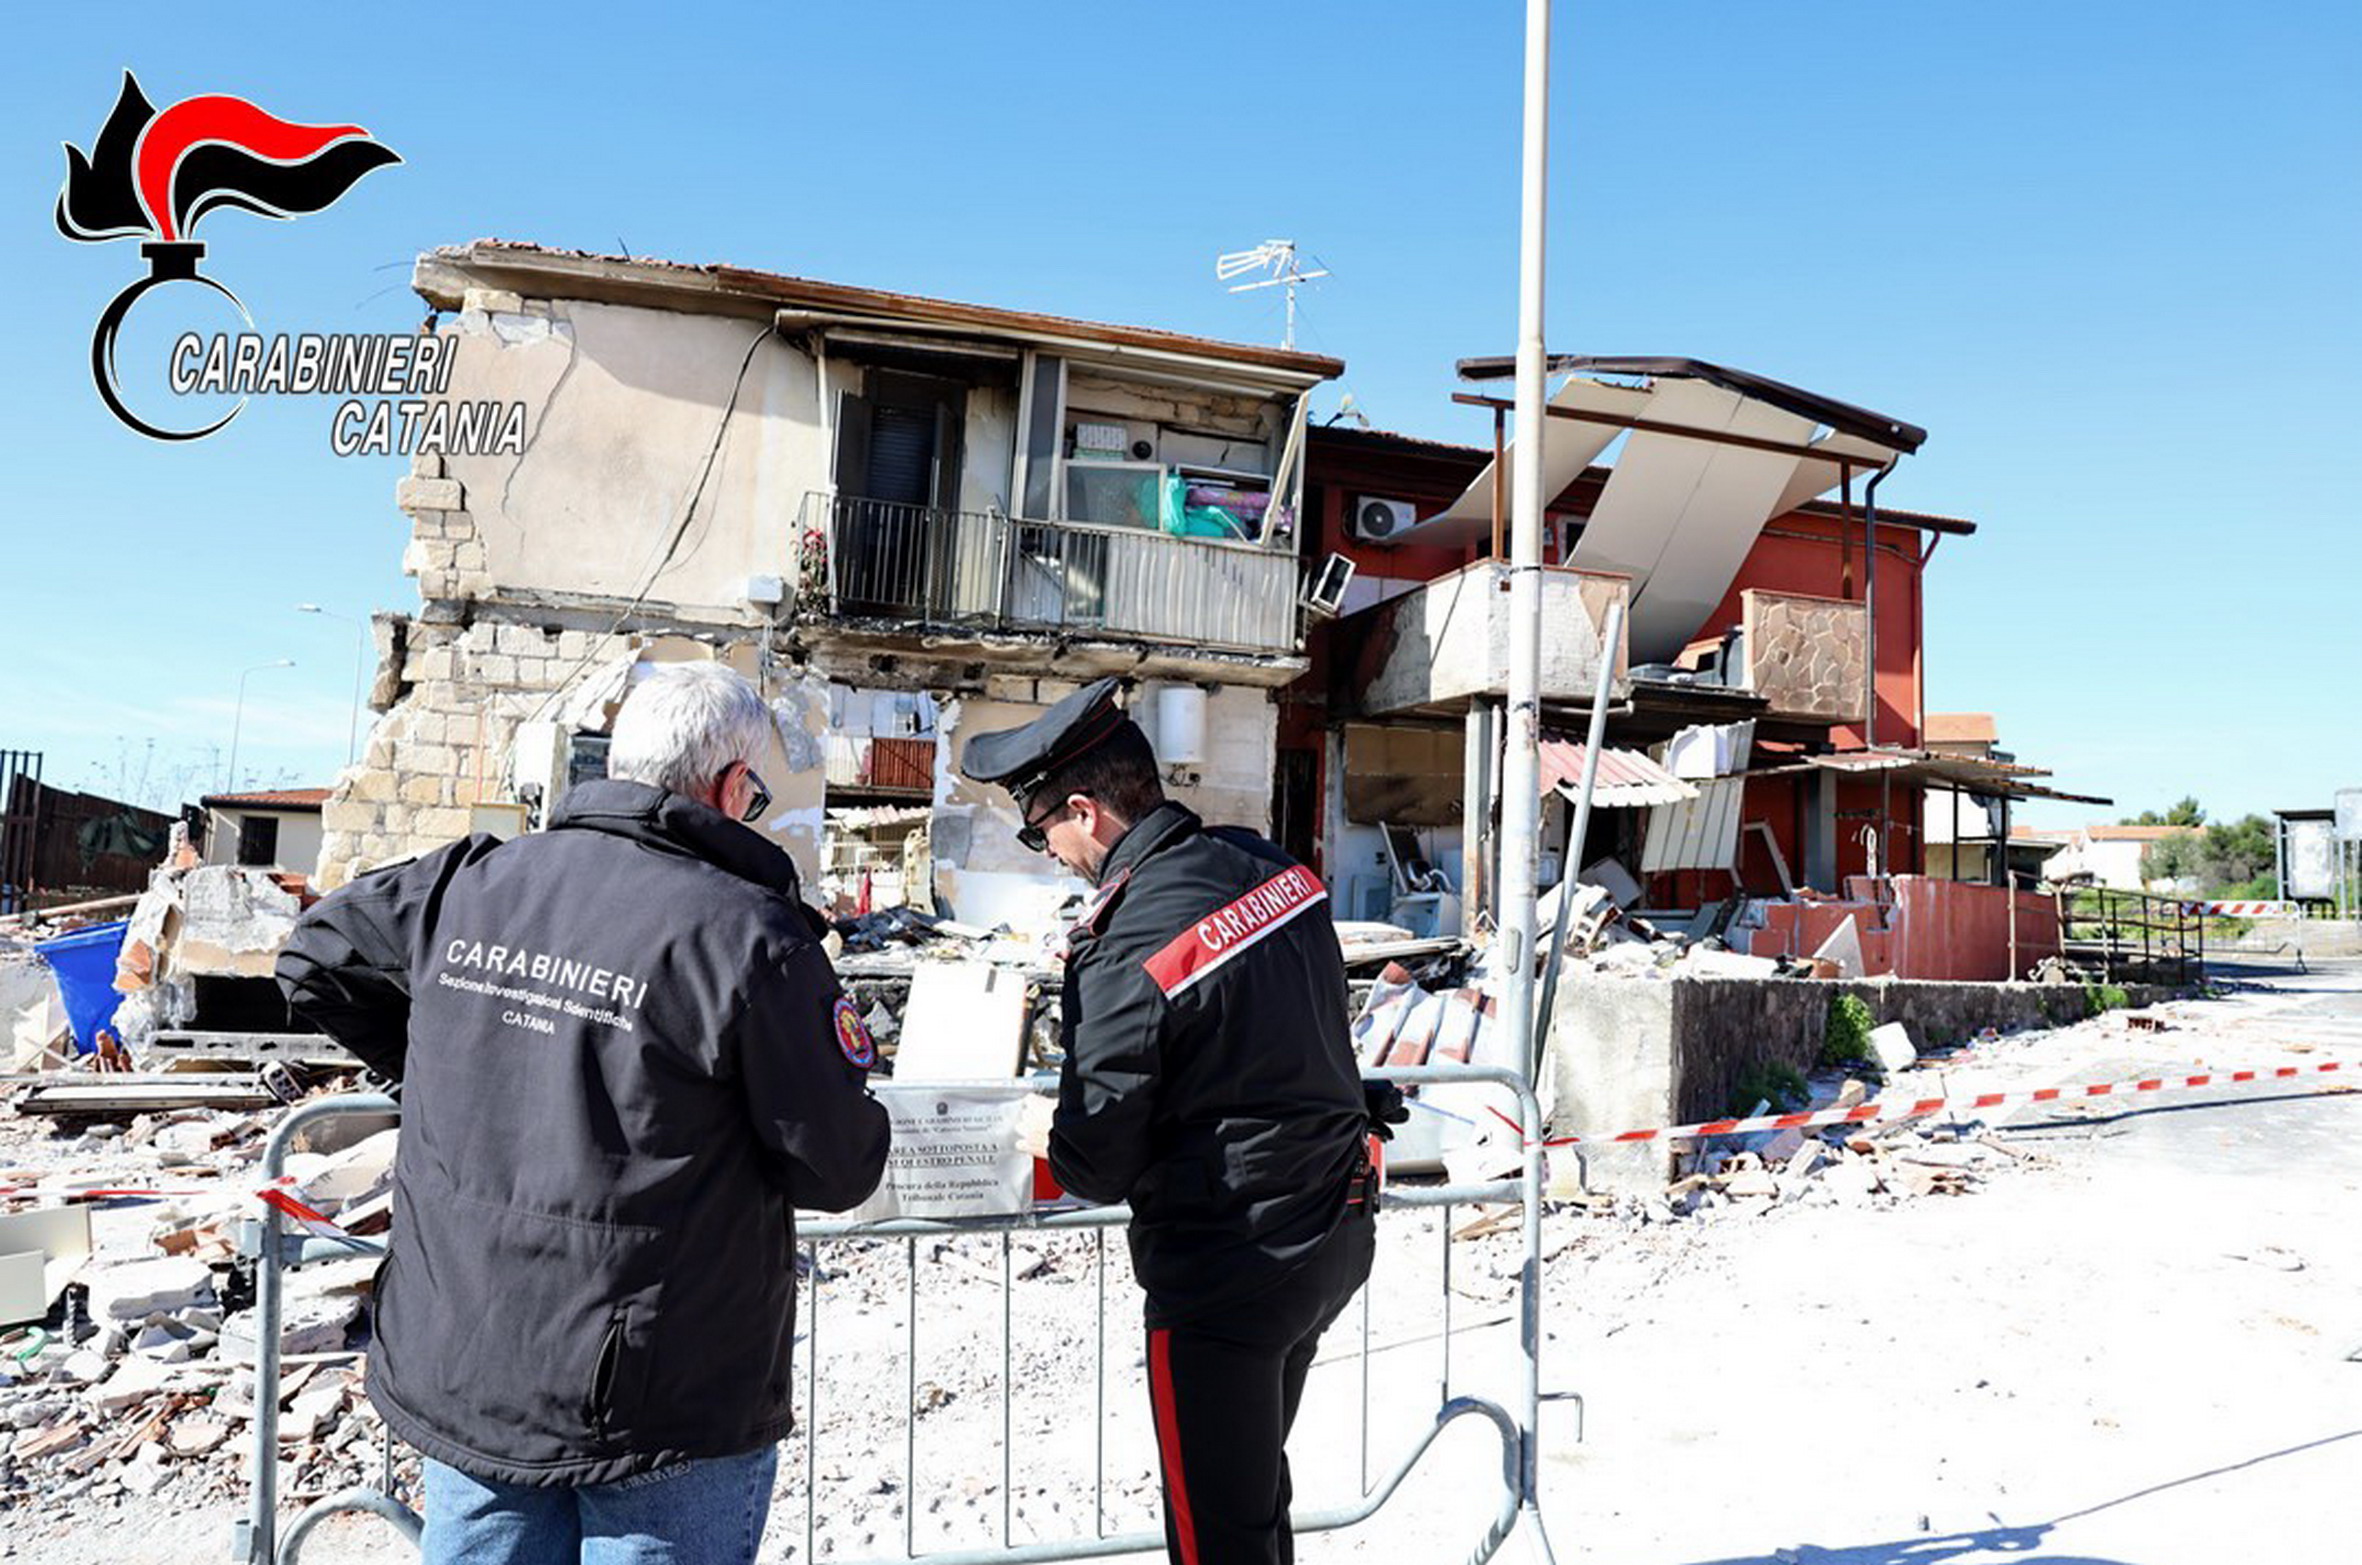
[420,1446,778,1565]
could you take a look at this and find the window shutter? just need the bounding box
[834,391,874,497]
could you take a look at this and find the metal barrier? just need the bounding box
[238,1064,1561,1564]
[232,1093,412,1565]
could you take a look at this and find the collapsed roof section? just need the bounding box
[1418,356,1927,664]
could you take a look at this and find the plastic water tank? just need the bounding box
[1155,685,1208,766]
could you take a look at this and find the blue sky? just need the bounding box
[4,3,2355,828]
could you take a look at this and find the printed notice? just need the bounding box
[848,1083,1037,1221]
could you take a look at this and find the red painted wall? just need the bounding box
[1745,878,2061,981]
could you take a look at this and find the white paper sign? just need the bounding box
[849,1082,1037,1221]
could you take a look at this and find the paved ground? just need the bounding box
[1514,961,2362,1565]
[21,962,2362,1562]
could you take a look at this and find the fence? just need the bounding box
[2053,887,2204,986]
[236,1065,1560,1564]
[797,493,1300,657]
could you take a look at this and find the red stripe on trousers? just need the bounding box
[1149,1328,1200,1565]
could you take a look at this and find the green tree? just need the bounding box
[2139,812,2278,896]
[2140,830,2204,886]
[2197,814,2276,894]
[2128,796,2206,828]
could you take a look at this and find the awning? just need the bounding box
[1410,360,1917,665]
[1536,736,1698,808]
[1747,748,2113,806]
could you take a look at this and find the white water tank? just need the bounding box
[1154,685,1208,766]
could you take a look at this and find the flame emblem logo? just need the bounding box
[56,72,400,440]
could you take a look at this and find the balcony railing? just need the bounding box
[794,492,1299,657]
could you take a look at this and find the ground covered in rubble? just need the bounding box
[5,961,2359,1563]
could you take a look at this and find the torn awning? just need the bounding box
[1536,736,1698,808]
[1747,748,2113,806]
[1413,359,1917,666]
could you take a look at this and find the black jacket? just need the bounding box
[276,779,888,1487]
[1050,803,1368,1324]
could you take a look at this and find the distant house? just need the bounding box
[2041,823,2194,892]
[198,790,329,879]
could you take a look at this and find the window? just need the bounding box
[236,814,279,868]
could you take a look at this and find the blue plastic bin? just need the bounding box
[32,920,130,1055]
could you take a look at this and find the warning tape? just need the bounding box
[1493,1059,2361,1146]
[1,1178,375,1253]
[253,1179,376,1252]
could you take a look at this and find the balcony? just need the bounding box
[1740,588,1866,723]
[1351,562,1630,718]
[793,492,1301,662]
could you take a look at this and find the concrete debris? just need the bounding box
[0,1087,406,1516]
[1868,1020,1919,1074]
[85,1256,217,1323]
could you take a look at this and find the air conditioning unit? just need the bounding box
[1351,496,1417,545]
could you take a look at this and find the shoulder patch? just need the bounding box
[1140,865,1327,998]
[832,997,877,1069]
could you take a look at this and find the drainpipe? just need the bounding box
[1497,0,1552,1088]
[1863,462,1890,751]
[1864,462,1892,886]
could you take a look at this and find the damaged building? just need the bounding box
[1294,358,2107,980]
[320,241,1338,927]
[314,243,2099,988]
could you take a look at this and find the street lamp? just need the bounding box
[225,659,296,794]
[297,604,370,766]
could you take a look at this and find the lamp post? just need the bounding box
[225,659,295,793]
[297,604,369,766]
[1497,0,1553,1083]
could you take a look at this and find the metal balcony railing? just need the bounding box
[796,493,1300,657]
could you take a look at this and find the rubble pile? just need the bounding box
[0,1103,397,1516]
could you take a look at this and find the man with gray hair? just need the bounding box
[280,660,888,1565]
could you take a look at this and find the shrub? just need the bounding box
[1820,993,1876,1067]
[2084,982,2131,1015]
[1728,1060,1810,1119]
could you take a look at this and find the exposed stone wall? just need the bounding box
[1743,589,1867,722]
[317,614,634,889]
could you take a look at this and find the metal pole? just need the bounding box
[1864,465,1889,747]
[346,626,365,766]
[1534,599,1625,1072]
[1498,0,1553,1085]
[1463,704,1492,933]
[225,660,294,794]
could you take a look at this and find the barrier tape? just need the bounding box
[253,1179,376,1252]
[1492,1059,2361,1147]
[2,1178,376,1254]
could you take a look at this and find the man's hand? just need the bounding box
[1014,1092,1057,1160]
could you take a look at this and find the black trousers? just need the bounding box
[1143,1209,1377,1565]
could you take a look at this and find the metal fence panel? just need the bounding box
[238,1065,1558,1564]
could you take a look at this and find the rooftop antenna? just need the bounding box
[1215,239,1329,350]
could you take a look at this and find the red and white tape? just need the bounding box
[254,1179,374,1250]
[1494,1059,2360,1147]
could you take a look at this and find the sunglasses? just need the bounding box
[735,763,773,824]
[1016,797,1071,854]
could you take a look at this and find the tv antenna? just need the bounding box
[1215,239,1328,350]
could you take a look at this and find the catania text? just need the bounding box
[168,332,526,456]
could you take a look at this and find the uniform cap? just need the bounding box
[958,677,1141,811]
